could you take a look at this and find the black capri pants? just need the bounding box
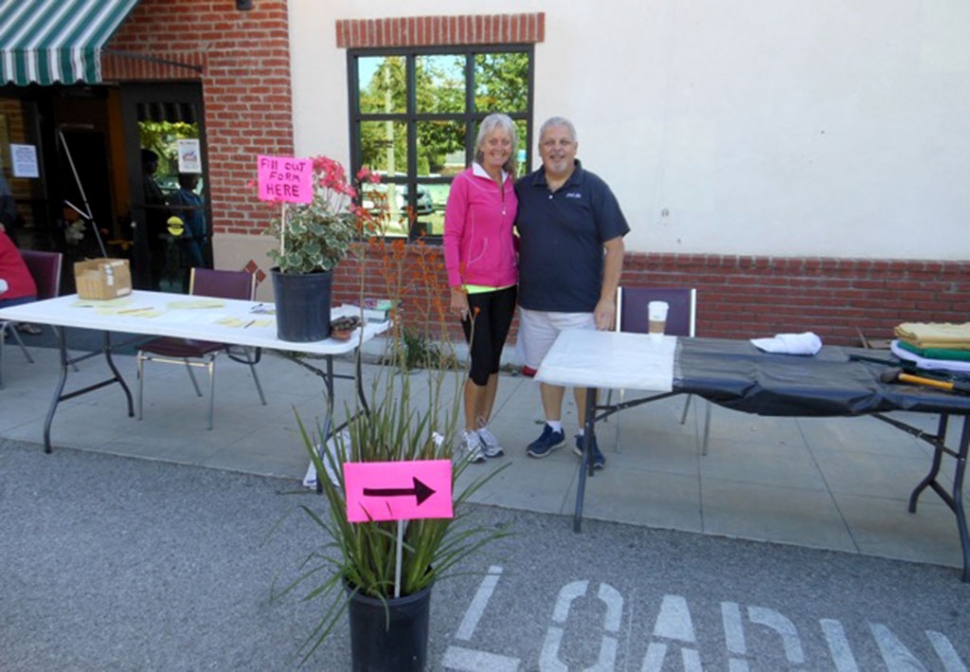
[461,285,518,386]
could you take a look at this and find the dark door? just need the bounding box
[120,83,209,291]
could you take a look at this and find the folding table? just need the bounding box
[536,329,970,582]
[0,290,388,458]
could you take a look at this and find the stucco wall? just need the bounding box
[289,0,970,260]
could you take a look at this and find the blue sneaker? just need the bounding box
[526,425,565,458]
[573,434,605,470]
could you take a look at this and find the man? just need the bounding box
[515,117,629,469]
[141,149,169,290]
[167,173,207,290]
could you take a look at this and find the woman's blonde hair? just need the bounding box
[474,113,519,178]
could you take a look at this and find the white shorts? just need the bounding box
[518,308,595,370]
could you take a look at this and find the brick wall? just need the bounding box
[333,247,970,347]
[335,13,545,48]
[103,0,292,238]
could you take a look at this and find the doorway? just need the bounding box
[120,83,210,291]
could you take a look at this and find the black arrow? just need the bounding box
[363,477,436,505]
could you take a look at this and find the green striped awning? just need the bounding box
[0,0,140,86]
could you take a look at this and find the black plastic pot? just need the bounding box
[270,267,332,342]
[347,582,433,672]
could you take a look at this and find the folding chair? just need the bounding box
[0,250,63,388]
[613,286,712,454]
[136,268,267,429]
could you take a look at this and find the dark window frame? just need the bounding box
[346,44,534,240]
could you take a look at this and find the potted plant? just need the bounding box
[277,237,508,670]
[263,156,377,342]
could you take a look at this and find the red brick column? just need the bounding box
[103,0,293,239]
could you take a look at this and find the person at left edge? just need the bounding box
[0,230,37,309]
[443,112,520,464]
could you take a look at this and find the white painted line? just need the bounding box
[597,583,623,633]
[821,618,859,672]
[721,602,746,655]
[653,594,696,643]
[728,658,751,672]
[681,647,702,672]
[539,626,568,672]
[748,606,804,664]
[552,580,588,623]
[442,645,520,672]
[926,630,967,672]
[588,635,617,672]
[641,642,667,672]
[870,623,929,672]
[456,566,503,641]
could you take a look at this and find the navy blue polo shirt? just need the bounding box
[515,160,630,312]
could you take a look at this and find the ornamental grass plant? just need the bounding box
[276,197,509,664]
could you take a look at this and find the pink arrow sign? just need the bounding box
[344,460,453,523]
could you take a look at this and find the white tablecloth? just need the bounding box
[534,329,675,392]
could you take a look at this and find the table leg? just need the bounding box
[949,418,970,582]
[43,327,71,453]
[102,332,134,417]
[906,413,970,582]
[42,329,136,454]
[573,386,598,533]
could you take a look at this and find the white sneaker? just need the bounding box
[461,430,486,463]
[476,422,504,458]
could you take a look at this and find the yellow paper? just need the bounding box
[168,299,225,310]
[73,297,133,309]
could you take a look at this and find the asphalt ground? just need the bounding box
[2,438,969,671]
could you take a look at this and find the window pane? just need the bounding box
[514,119,529,178]
[359,121,408,174]
[416,55,465,114]
[358,56,406,114]
[360,182,410,237]
[474,52,529,112]
[416,120,465,177]
[423,183,451,236]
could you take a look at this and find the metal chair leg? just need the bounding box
[612,388,626,452]
[136,352,145,420]
[206,359,216,430]
[5,322,34,364]
[249,366,267,405]
[680,393,693,424]
[184,359,203,397]
[702,399,712,456]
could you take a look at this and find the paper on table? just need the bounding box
[73,297,133,309]
[168,299,225,310]
[100,307,163,318]
[216,317,273,328]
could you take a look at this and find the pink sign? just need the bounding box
[257,155,313,204]
[344,460,453,523]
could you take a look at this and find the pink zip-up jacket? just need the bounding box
[443,164,518,289]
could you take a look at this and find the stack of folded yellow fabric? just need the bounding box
[895,322,970,354]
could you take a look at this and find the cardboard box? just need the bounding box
[74,258,132,300]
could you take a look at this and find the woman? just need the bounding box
[443,113,519,462]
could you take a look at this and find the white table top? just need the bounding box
[0,290,388,356]
[535,329,676,392]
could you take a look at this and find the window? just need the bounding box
[348,46,533,239]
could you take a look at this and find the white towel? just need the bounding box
[750,331,823,356]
